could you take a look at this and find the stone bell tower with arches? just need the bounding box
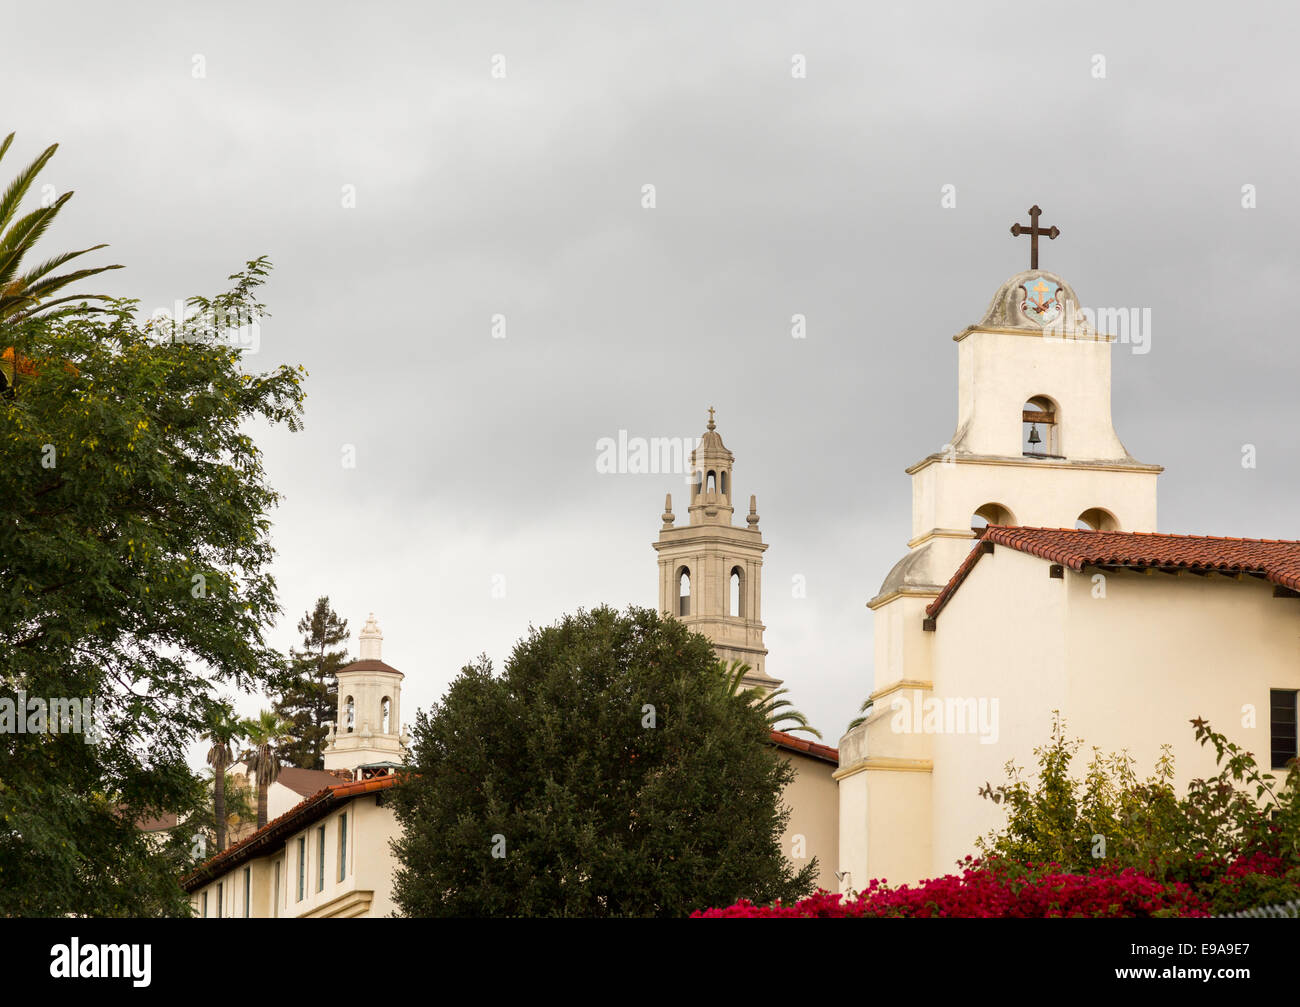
[653,409,779,691]
[323,613,407,773]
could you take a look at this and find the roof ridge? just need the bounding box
[986,525,1300,546]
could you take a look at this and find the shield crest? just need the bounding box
[1018,278,1063,325]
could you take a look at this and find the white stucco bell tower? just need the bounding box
[653,409,779,691]
[838,215,1166,885]
[323,613,408,773]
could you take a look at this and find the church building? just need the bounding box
[836,210,1300,888]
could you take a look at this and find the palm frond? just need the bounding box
[0,140,57,236]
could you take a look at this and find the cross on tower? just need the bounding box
[1009,205,1059,270]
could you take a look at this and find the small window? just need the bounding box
[338,812,348,882]
[729,567,744,618]
[216,881,223,918]
[243,867,251,918]
[273,860,280,918]
[677,568,691,617]
[720,471,728,497]
[297,837,306,902]
[317,825,326,892]
[381,696,391,734]
[201,890,208,918]
[345,696,355,734]
[1271,689,1298,770]
[707,470,716,493]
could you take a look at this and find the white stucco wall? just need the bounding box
[924,547,1300,878]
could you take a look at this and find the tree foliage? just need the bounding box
[272,596,349,769]
[391,606,816,917]
[0,258,303,915]
[241,710,293,830]
[0,132,121,330]
[978,713,1300,913]
[716,658,821,739]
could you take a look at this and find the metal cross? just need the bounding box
[1009,205,1059,270]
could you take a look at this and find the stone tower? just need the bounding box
[323,613,407,772]
[653,410,779,691]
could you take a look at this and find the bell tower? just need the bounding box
[323,613,407,773]
[653,409,779,691]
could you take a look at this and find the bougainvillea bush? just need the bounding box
[695,716,1300,918]
[693,860,1211,918]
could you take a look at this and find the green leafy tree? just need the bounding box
[0,132,121,332]
[242,710,292,829]
[391,606,817,917]
[716,658,821,739]
[0,257,304,916]
[273,597,350,769]
[186,768,257,861]
[203,701,246,853]
[978,713,1300,913]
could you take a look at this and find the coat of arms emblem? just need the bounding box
[1018,277,1063,325]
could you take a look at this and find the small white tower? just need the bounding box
[323,613,407,773]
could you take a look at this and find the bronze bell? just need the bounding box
[1028,424,1041,447]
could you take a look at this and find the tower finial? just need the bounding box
[707,406,716,431]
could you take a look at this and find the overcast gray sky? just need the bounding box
[6,1,1298,747]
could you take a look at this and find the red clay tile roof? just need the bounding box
[337,658,403,677]
[180,775,400,892]
[926,526,1300,623]
[769,729,839,765]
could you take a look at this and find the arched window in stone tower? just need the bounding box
[729,566,745,618]
[971,502,1017,532]
[344,695,355,734]
[1022,396,1060,457]
[1076,507,1120,531]
[706,470,716,493]
[720,471,728,498]
[677,567,691,616]
[381,696,391,734]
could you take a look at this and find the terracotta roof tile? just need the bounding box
[769,729,839,765]
[926,526,1300,623]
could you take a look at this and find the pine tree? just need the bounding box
[273,597,350,769]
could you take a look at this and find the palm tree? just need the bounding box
[716,659,822,740]
[203,702,244,853]
[0,131,122,327]
[241,710,292,829]
[847,697,874,732]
